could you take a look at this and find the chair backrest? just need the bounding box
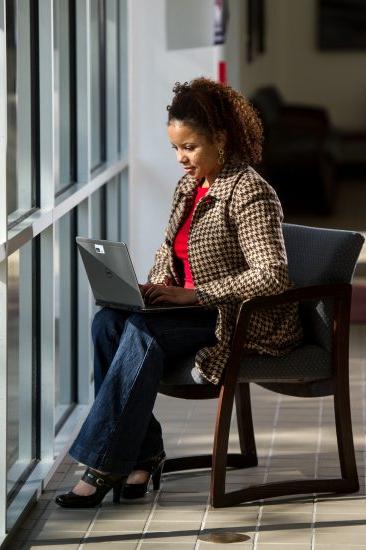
[250,86,283,128]
[283,223,364,351]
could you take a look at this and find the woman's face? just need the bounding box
[167,120,223,182]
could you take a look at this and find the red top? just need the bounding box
[173,185,209,288]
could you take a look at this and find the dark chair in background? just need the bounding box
[159,223,364,507]
[250,86,340,215]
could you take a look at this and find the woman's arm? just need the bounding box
[195,181,289,306]
[147,179,183,285]
[147,242,174,286]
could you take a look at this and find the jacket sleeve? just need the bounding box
[147,180,182,285]
[147,241,174,285]
[195,179,290,306]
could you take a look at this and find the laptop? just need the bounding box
[76,237,204,312]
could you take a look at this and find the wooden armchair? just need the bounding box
[159,223,364,506]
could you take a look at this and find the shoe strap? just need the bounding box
[82,468,114,489]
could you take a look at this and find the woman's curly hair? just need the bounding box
[167,77,263,165]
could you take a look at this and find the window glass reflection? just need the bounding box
[7,242,35,495]
[90,0,106,170]
[118,0,128,156]
[55,211,77,428]
[54,0,75,191]
[6,0,36,220]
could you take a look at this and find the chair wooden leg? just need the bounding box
[334,382,359,491]
[163,382,360,507]
[207,382,359,508]
[210,383,236,507]
[235,383,258,466]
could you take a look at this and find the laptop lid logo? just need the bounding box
[95,244,105,254]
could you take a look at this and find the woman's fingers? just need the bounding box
[150,293,173,305]
[139,283,150,296]
[142,285,197,305]
[146,286,170,304]
[144,285,162,301]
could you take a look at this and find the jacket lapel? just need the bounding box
[207,161,248,202]
[166,161,248,243]
[165,175,197,244]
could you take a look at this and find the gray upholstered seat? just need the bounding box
[239,345,330,383]
[163,345,330,385]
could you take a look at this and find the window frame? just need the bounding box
[0,0,129,537]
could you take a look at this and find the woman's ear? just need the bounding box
[215,130,227,150]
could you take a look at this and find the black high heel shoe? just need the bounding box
[55,468,126,508]
[122,450,166,499]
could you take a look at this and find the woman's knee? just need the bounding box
[91,308,125,344]
[127,312,148,329]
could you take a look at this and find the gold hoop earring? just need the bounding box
[218,148,225,166]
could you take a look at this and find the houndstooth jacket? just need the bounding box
[148,161,303,385]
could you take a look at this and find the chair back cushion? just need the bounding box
[251,86,283,128]
[283,223,364,350]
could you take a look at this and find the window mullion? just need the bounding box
[0,0,7,243]
[38,0,56,460]
[76,0,93,404]
[0,0,7,538]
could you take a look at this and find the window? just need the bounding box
[6,0,38,222]
[90,0,106,170]
[118,0,128,156]
[54,211,77,429]
[7,242,36,497]
[1,0,129,539]
[54,0,76,192]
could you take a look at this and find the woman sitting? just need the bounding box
[56,77,302,508]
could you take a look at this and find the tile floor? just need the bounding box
[10,323,366,549]
[11,178,366,549]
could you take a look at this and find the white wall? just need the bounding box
[239,0,366,129]
[129,0,221,280]
[166,0,214,50]
[240,0,280,96]
[225,0,242,90]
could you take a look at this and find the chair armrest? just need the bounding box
[222,283,351,387]
[237,282,350,316]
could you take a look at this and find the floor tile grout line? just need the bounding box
[310,396,324,550]
[135,487,163,550]
[252,394,282,550]
[193,493,210,550]
[78,505,102,550]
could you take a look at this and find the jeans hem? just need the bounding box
[69,445,137,476]
[136,446,165,465]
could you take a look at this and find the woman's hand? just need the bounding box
[139,283,199,305]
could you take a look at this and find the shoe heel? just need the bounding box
[113,482,122,503]
[152,462,164,491]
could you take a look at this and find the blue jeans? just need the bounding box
[69,306,218,475]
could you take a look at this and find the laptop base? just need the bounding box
[95,300,206,313]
